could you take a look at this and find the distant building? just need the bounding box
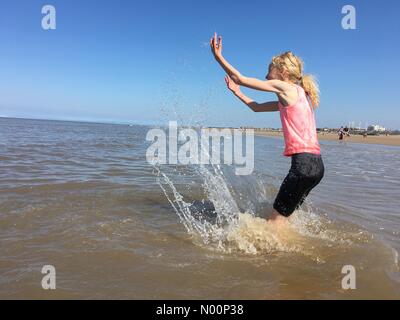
[367,125,386,132]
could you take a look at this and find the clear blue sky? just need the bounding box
[1,0,399,129]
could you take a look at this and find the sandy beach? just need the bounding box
[254,131,400,147]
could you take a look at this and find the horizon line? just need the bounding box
[0,116,397,131]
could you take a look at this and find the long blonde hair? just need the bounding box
[270,51,320,108]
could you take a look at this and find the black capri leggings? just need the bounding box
[273,152,325,217]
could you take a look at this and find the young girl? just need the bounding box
[210,33,324,225]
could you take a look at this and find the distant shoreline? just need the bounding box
[254,130,400,147]
[0,116,155,127]
[2,117,399,147]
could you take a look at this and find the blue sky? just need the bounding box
[0,0,399,129]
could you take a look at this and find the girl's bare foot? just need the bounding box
[267,209,288,227]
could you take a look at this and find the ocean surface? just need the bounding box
[0,117,399,299]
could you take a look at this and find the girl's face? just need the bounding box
[266,65,282,80]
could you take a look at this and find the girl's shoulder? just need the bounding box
[278,83,302,108]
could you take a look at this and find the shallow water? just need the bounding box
[0,117,399,299]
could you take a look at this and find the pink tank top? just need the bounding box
[278,85,321,157]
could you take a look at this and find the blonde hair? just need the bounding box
[270,51,320,108]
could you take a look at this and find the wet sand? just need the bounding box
[254,131,400,147]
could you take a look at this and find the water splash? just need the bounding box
[154,154,390,261]
[155,162,241,249]
[152,117,342,257]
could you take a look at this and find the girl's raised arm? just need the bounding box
[210,33,291,94]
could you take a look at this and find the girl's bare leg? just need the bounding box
[267,209,288,226]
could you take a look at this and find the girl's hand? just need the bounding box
[225,75,241,95]
[210,32,223,58]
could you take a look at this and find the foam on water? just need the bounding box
[154,155,377,262]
